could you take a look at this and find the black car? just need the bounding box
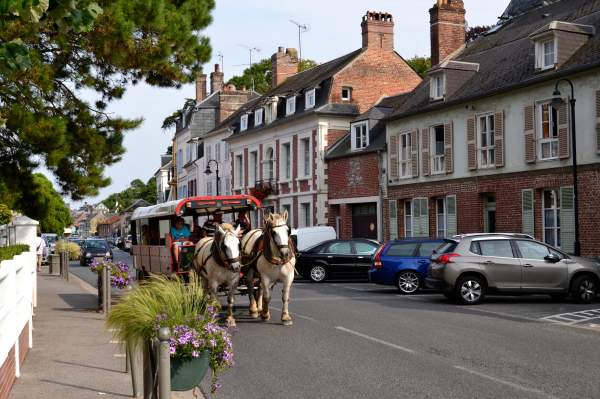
[296,239,380,283]
[79,239,113,265]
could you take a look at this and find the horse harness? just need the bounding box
[194,232,241,271]
[262,223,296,266]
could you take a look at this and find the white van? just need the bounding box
[291,226,337,252]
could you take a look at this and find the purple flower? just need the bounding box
[211,381,222,392]
[192,351,200,358]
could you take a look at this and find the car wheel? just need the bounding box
[396,271,421,295]
[455,275,486,305]
[309,265,328,283]
[571,275,598,304]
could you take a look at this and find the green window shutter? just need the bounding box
[389,200,398,240]
[560,186,575,254]
[446,195,457,237]
[522,189,535,237]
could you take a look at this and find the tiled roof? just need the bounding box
[389,0,600,121]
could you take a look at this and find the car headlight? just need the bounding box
[85,252,92,258]
[106,252,111,257]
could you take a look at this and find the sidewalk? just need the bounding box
[9,268,132,398]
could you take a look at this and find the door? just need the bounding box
[514,240,568,292]
[322,241,355,277]
[352,203,378,240]
[352,240,380,273]
[475,239,522,290]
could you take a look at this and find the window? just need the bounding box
[207,144,212,161]
[235,155,243,188]
[478,114,495,168]
[436,198,447,238]
[249,151,258,187]
[300,202,311,228]
[515,240,553,260]
[478,240,515,258]
[215,142,221,162]
[404,201,412,238]
[282,204,292,227]
[224,142,229,161]
[418,242,442,257]
[386,243,418,257]
[300,137,310,177]
[197,142,204,159]
[266,101,277,124]
[354,242,378,255]
[536,38,556,70]
[431,125,445,174]
[177,149,183,172]
[351,122,368,151]
[399,132,412,178]
[341,87,352,101]
[538,103,559,160]
[430,74,445,100]
[206,181,213,196]
[282,142,291,180]
[286,97,296,115]
[265,147,274,180]
[543,189,561,247]
[326,242,352,255]
[240,114,248,131]
[255,108,263,126]
[305,89,316,109]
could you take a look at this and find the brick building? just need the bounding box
[383,0,600,256]
[222,11,421,229]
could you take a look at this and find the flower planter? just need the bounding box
[170,351,210,391]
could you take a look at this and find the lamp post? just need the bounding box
[204,159,221,196]
[551,78,580,256]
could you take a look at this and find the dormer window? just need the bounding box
[530,21,594,71]
[342,87,352,101]
[254,108,263,126]
[305,89,316,109]
[265,99,277,124]
[536,37,556,70]
[240,114,248,132]
[430,74,445,100]
[351,121,369,151]
[286,96,296,115]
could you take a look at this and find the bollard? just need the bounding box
[64,252,70,282]
[50,254,60,275]
[97,272,103,312]
[128,342,143,397]
[105,264,112,315]
[157,328,171,399]
[102,267,108,314]
[143,340,156,399]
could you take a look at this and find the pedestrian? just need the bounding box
[35,233,46,272]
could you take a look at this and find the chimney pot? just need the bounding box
[210,64,224,94]
[196,73,207,103]
[271,46,299,88]
[430,0,466,66]
[361,11,395,51]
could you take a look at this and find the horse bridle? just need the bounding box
[212,230,241,269]
[267,223,291,252]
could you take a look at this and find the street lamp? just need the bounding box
[204,159,221,196]
[551,78,580,256]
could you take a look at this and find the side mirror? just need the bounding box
[544,254,561,263]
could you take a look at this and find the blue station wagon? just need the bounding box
[369,239,445,294]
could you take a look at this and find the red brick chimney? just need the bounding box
[271,47,299,88]
[210,64,224,94]
[361,11,394,51]
[196,73,207,103]
[430,0,466,66]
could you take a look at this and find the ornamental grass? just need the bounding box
[55,240,80,260]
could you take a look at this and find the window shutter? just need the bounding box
[207,144,212,161]
[389,133,399,182]
[596,91,600,154]
[494,111,505,168]
[420,198,429,238]
[560,186,575,254]
[389,200,398,240]
[444,123,453,174]
[524,105,536,163]
[446,195,457,236]
[467,116,477,171]
[410,130,419,178]
[413,198,429,238]
[521,189,535,237]
[557,102,570,159]
[421,128,430,176]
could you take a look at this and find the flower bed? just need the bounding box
[0,244,30,261]
[90,260,131,289]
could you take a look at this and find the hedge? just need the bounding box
[0,244,31,261]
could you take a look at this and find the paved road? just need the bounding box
[212,281,600,399]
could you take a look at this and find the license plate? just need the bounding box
[93,257,105,263]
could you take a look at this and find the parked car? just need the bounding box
[124,235,132,252]
[369,239,445,294]
[291,226,337,252]
[79,239,113,266]
[296,239,380,283]
[426,233,600,305]
[42,233,58,254]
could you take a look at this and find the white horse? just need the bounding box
[193,223,242,327]
[241,211,295,326]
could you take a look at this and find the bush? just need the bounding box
[55,240,80,260]
[0,244,31,261]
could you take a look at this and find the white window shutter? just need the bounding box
[521,189,535,237]
[494,111,505,168]
[557,102,570,159]
[446,195,457,237]
[389,200,398,240]
[560,186,575,253]
[414,198,429,238]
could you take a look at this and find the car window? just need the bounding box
[418,242,442,257]
[437,241,458,254]
[515,240,551,260]
[385,243,418,257]
[478,240,515,258]
[325,242,353,255]
[354,242,378,255]
[85,241,108,250]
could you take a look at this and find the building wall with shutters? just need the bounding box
[386,164,600,257]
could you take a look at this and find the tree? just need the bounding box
[102,177,157,211]
[227,58,318,94]
[467,25,494,42]
[18,174,73,234]
[406,56,431,78]
[0,0,215,207]
[0,204,11,225]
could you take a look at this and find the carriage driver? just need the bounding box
[234,210,251,237]
[202,211,223,237]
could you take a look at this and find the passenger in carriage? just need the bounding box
[190,224,203,243]
[202,211,223,237]
[170,217,191,262]
[234,210,251,237]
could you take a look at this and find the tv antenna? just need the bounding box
[290,20,309,62]
[217,51,224,72]
[236,45,261,91]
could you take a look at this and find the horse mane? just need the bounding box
[219,223,235,233]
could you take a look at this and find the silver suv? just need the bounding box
[426,234,600,305]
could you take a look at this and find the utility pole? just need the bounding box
[290,20,309,62]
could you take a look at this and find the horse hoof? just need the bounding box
[282,319,293,326]
[226,319,237,328]
[260,312,270,321]
[249,311,259,319]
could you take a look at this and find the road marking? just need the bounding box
[113,354,126,358]
[459,307,543,323]
[541,309,600,325]
[270,306,317,322]
[334,326,415,354]
[109,340,123,344]
[454,366,560,399]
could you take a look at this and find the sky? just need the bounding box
[65,0,509,208]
